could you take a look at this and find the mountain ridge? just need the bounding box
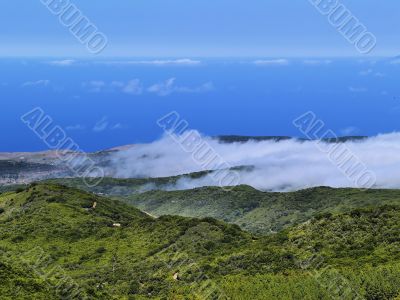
[22,178,400,235]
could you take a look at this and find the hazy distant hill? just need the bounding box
[215,135,293,143]
[215,135,368,143]
[0,149,119,185]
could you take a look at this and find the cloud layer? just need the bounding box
[106,132,400,192]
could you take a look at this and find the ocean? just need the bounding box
[0,57,398,152]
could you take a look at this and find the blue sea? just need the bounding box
[1,57,399,152]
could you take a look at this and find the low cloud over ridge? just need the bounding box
[106,132,400,192]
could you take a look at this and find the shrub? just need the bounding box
[11,235,24,243]
[128,281,140,294]
[15,187,25,193]
[96,247,107,254]
[314,212,333,220]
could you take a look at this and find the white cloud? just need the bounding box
[98,59,201,66]
[48,59,76,66]
[303,59,332,65]
[175,82,214,94]
[83,79,143,95]
[148,78,176,96]
[359,69,385,77]
[253,59,289,66]
[92,117,125,132]
[89,81,106,87]
[148,78,214,96]
[22,80,50,87]
[122,79,143,95]
[111,123,124,130]
[82,78,212,97]
[139,59,201,66]
[83,81,106,93]
[107,131,400,191]
[93,117,109,132]
[349,86,368,93]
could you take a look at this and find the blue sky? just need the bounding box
[0,0,399,57]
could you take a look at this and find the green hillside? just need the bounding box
[0,183,399,299]
[117,186,400,234]
[43,177,400,234]
[124,185,400,234]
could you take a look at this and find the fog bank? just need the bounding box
[107,132,400,191]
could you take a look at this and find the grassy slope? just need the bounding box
[43,178,400,234]
[0,184,400,299]
[0,184,251,299]
[124,185,400,234]
[221,205,400,299]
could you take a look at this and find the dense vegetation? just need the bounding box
[45,178,400,235]
[0,183,399,299]
[124,185,400,234]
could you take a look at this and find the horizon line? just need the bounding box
[0,55,396,59]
